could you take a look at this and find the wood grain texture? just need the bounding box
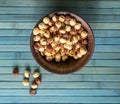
[0,0,120,103]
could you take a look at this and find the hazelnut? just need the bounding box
[82,39,88,45]
[46,44,53,53]
[81,31,88,39]
[54,44,60,51]
[33,35,40,41]
[65,15,71,24]
[59,15,65,22]
[59,29,66,34]
[52,15,58,22]
[44,30,50,38]
[35,77,41,85]
[31,82,38,89]
[72,36,78,44]
[54,36,60,42]
[34,43,41,51]
[38,22,46,29]
[12,66,19,76]
[55,21,62,29]
[30,88,36,96]
[39,29,45,35]
[68,50,75,57]
[33,27,40,35]
[46,56,54,61]
[69,18,76,26]
[40,38,47,45]
[23,78,29,86]
[33,71,40,78]
[80,46,87,55]
[43,17,50,24]
[55,52,61,62]
[48,20,54,26]
[59,38,66,43]
[64,44,72,50]
[74,23,81,30]
[50,26,57,33]
[44,51,51,57]
[77,52,82,58]
[47,37,53,44]
[66,40,72,45]
[24,70,30,78]
[65,25,71,32]
[39,46,45,52]
[78,27,84,34]
[62,55,68,61]
[70,30,77,35]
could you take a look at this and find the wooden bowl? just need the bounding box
[30,11,94,74]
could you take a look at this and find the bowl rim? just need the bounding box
[30,11,95,74]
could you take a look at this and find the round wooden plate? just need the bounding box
[30,11,94,74]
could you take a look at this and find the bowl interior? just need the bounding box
[30,11,94,74]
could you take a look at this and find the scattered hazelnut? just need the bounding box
[30,88,37,96]
[31,82,38,89]
[69,18,76,26]
[43,17,50,24]
[12,66,19,76]
[24,69,30,78]
[33,70,40,78]
[81,31,88,39]
[33,35,40,41]
[35,77,41,85]
[23,78,29,86]
[33,27,40,35]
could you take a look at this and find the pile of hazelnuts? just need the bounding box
[12,67,41,96]
[33,14,88,62]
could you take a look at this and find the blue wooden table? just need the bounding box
[0,0,120,103]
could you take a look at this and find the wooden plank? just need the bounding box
[0,74,120,82]
[0,96,120,103]
[0,7,119,15]
[0,14,120,23]
[0,37,120,45]
[0,52,119,60]
[0,0,120,8]
[0,23,119,29]
[0,66,120,75]
[0,82,120,89]
[0,59,119,67]
[0,29,120,37]
[0,45,120,52]
[0,89,119,96]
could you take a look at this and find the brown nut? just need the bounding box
[52,15,58,22]
[12,66,19,77]
[81,31,88,39]
[33,27,40,35]
[43,17,50,24]
[23,78,29,86]
[74,23,81,30]
[35,77,41,85]
[33,35,40,41]
[30,88,37,96]
[69,18,76,26]
[34,43,41,51]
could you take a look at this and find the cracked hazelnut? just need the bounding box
[55,52,61,62]
[80,46,87,55]
[59,29,66,34]
[31,82,38,89]
[59,15,65,22]
[30,88,36,96]
[39,46,45,52]
[52,15,58,22]
[55,21,62,29]
[33,71,40,78]
[40,38,47,45]
[24,70,30,78]
[44,30,50,38]
[38,22,47,29]
[65,25,71,32]
[35,77,41,85]
[74,23,81,30]
[33,27,40,35]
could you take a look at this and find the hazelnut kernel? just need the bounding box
[35,77,41,85]
[12,67,19,77]
[39,46,45,52]
[81,31,88,39]
[64,44,72,50]
[44,51,52,57]
[46,56,54,61]
[54,36,60,42]
[59,15,65,22]
[69,18,76,26]
[31,82,38,89]
[80,46,87,55]
[70,30,77,35]
[33,27,40,35]
[65,25,71,32]
[33,35,40,41]
[44,30,50,38]
[52,15,58,22]
[62,55,68,61]
[77,52,82,58]
[72,36,78,44]
[74,23,81,30]
[43,17,50,24]
[40,38,47,45]
[38,22,46,29]
[33,71,40,78]
[59,38,66,43]
[23,78,29,86]
[30,88,36,96]
[55,21,62,29]
[59,29,66,34]
[34,43,41,51]
[24,70,30,78]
